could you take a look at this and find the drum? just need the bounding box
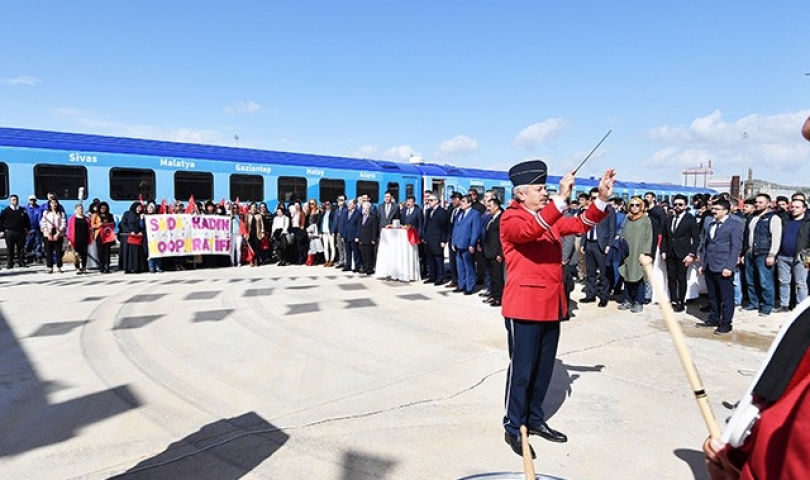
[459,474,568,480]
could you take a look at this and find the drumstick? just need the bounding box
[520,425,535,480]
[572,130,611,175]
[640,255,722,439]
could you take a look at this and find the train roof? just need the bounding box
[0,127,424,175]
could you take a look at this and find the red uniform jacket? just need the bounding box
[500,200,608,322]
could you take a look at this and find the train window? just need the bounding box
[386,182,400,203]
[278,176,307,204]
[405,184,414,199]
[230,174,264,202]
[0,162,7,199]
[319,179,345,202]
[110,168,156,201]
[492,187,506,202]
[34,164,87,200]
[356,180,379,203]
[175,171,213,201]
[621,192,630,201]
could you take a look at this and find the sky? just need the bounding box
[1,1,809,187]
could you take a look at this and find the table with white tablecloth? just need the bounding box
[375,228,421,282]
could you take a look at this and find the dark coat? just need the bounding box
[422,206,449,256]
[344,208,361,241]
[358,212,378,244]
[700,215,744,273]
[400,206,424,234]
[378,202,400,228]
[579,207,616,251]
[482,212,503,259]
[662,211,700,260]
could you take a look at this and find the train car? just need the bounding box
[0,128,715,216]
[0,128,424,216]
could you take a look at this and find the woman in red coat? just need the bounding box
[67,203,93,274]
[500,159,615,458]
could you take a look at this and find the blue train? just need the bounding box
[0,127,713,214]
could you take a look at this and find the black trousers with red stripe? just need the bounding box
[502,318,560,438]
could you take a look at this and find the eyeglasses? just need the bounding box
[673,202,686,207]
[428,199,438,203]
[629,204,642,208]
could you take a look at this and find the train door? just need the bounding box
[403,176,418,203]
[430,178,445,204]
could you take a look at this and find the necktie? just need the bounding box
[673,214,681,232]
[386,204,391,218]
[407,208,412,216]
[458,211,464,225]
[710,221,720,239]
[363,213,367,225]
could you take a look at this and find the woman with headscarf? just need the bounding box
[618,196,654,313]
[40,198,66,273]
[119,202,145,273]
[67,203,93,274]
[143,201,164,273]
[91,201,116,273]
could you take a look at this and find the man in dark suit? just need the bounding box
[400,195,424,234]
[580,187,616,307]
[358,201,378,275]
[421,192,449,285]
[451,194,482,294]
[343,199,362,272]
[445,192,462,288]
[698,198,744,334]
[334,195,348,268]
[645,191,667,255]
[662,194,700,312]
[482,197,504,306]
[377,190,400,229]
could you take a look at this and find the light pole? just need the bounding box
[234,134,240,147]
[742,132,749,198]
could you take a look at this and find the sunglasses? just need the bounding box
[629,204,642,207]
[673,202,686,207]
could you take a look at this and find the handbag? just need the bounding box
[126,234,143,246]
[62,246,77,264]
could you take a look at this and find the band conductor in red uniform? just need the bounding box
[500,159,616,458]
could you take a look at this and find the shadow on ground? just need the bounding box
[0,306,139,457]
[112,412,289,479]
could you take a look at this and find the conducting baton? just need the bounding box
[640,255,722,439]
[572,130,612,175]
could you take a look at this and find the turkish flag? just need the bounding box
[185,194,196,214]
[159,198,167,214]
[100,223,116,244]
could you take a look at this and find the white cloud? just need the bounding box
[224,100,262,115]
[436,135,478,156]
[384,145,419,161]
[514,118,567,149]
[2,75,41,86]
[646,109,810,182]
[353,145,378,158]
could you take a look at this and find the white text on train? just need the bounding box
[159,158,196,169]
[306,168,324,177]
[69,152,98,163]
[359,171,376,179]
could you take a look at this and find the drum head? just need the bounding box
[458,473,568,480]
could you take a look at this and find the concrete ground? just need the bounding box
[0,262,783,479]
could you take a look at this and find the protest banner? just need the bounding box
[145,214,231,258]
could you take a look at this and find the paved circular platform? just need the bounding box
[0,264,773,479]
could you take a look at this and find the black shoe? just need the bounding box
[673,303,686,312]
[699,304,711,312]
[490,300,502,307]
[504,433,536,459]
[696,321,719,328]
[528,422,568,443]
[423,279,434,284]
[580,297,596,304]
[598,299,608,308]
[452,288,465,293]
[482,297,494,304]
[478,291,490,297]
[342,268,352,272]
[714,324,733,335]
[445,282,458,288]
[463,290,474,295]
[433,281,444,286]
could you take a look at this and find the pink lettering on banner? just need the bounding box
[167,217,177,230]
[149,218,159,231]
